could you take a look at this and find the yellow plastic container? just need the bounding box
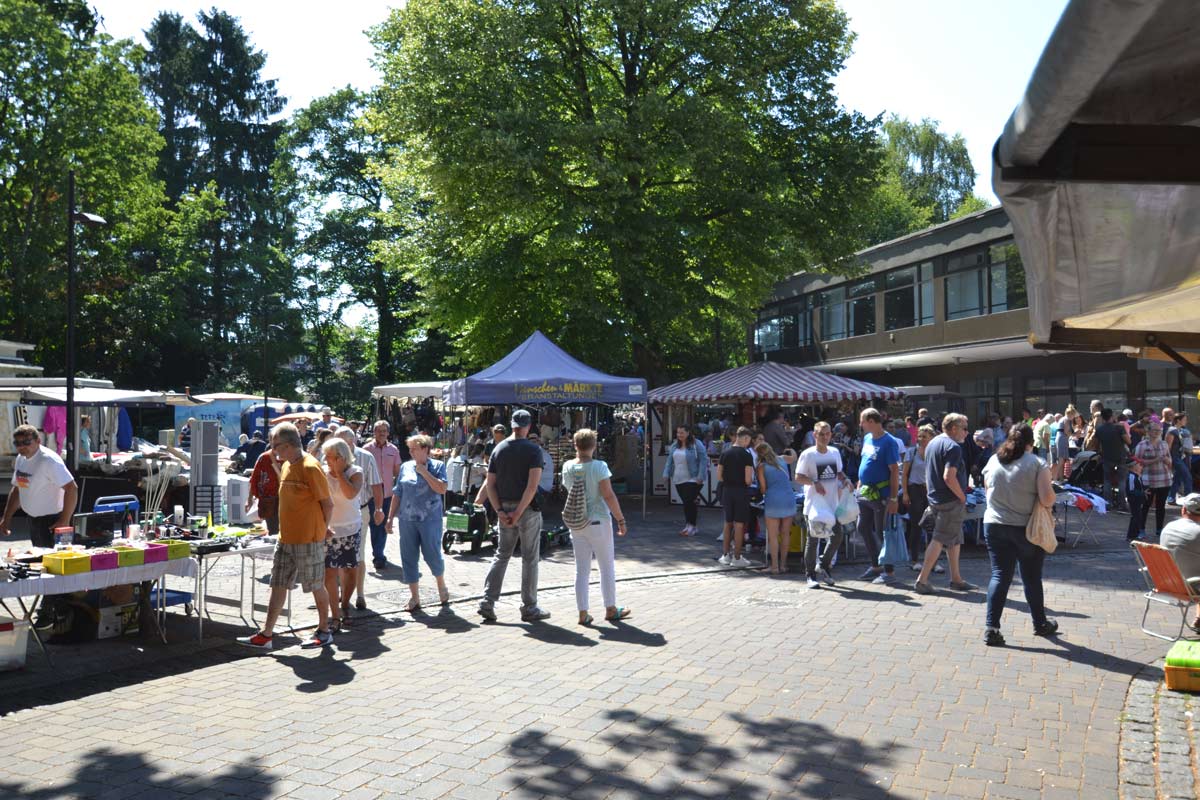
[42,551,93,575]
[112,547,144,567]
[156,540,191,560]
[1164,665,1200,693]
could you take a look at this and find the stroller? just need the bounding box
[1066,450,1103,493]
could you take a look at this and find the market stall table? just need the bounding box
[0,558,198,666]
[191,541,292,640]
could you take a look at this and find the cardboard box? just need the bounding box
[97,604,140,639]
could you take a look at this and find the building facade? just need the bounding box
[754,207,1199,423]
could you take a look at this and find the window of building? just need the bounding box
[1075,370,1128,413]
[1024,376,1070,419]
[1145,366,1181,416]
[847,280,876,337]
[817,286,846,341]
[946,241,1028,320]
[754,317,781,352]
[883,262,934,330]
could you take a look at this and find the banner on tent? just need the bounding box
[514,381,604,403]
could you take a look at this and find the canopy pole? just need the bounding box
[642,401,649,520]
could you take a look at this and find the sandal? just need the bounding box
[578,614,594,626]
[439,587,450,605]
[330,617,343,633]
[406,598,421,613]
[605,607,632,622]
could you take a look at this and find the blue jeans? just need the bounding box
[984,522,1047,629]
[368,496,392,563]
[1170,456,1193,501]
[398,515,445,584]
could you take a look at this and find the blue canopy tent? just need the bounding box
[443,331,646,406]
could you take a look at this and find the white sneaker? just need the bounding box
[731,556,753,568]
[718,553,732,566]
[933,563,946,574]
[910,562,921,571]
[807,578,820,589]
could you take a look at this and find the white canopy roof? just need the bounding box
[372,380,449,399]
[992,0,1200,357]
[20,387,174,407]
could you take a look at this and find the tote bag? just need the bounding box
[1026,503,1058,553]
[562,464,590,530]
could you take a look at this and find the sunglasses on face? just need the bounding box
[12,438,34,446]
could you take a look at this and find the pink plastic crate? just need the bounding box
[90,551,118,570]
[142,543,168,563]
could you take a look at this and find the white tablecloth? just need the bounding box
[0,558,198,600]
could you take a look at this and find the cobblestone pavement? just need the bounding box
[0,516,1189,799]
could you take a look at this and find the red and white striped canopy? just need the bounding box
[648,361,902,404]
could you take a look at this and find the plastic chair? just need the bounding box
[1131,541,1200,641]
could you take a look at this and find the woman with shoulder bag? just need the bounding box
[980,424,1059,647]
[248,444,282,536]
[563,429,630,626]
[664,426,707,536]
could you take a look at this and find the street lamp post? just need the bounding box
[65,169,107,470]
[261,298,285,439]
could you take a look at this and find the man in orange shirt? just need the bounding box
[237,422,335,650]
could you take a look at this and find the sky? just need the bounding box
[92,0,1070,201]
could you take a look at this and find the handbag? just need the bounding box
[878,514,910,565]
[1026,503,1058,553]
[561,463,590,530]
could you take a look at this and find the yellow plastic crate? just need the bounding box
[156,540,191,560]
[112,547,144,567]
[42,551,92,575]
[1165,665,1200,693]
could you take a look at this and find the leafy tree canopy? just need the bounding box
[881,115,976,225]
[370,0,882,383]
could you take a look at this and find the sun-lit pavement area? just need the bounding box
[0,500,1192,799]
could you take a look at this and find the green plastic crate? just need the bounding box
[1166,640,1200,669]
[446,512,471,532]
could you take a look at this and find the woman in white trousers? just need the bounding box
[562,428,630,625]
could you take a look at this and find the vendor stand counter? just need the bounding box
[0,558,198,666]
[192,542,291,641]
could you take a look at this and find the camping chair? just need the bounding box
[1131,541,1200,641]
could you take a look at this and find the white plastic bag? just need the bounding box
[805,484,838,537]
[834,483,860,525]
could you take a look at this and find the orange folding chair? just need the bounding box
[1131,541,1200,641]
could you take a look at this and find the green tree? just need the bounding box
[0,0,169,379]
[276,88,446,385]
[950,193,992,219]
[139,9,294,387]
[881,115,976,224]
[370,0,881,383]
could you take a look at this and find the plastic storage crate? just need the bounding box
[0,618,30,671]
[90,551,118,570]
[1165,641,1200,691]
[43,551,92,575]
[113,546,144,567]
[156,540,191,560]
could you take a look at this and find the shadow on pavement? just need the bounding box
[505,708,895,798]
[0,747,274,799]
[485,619,598,647]
[1004,635,1149,677]
[273,646,356,693]
[405,605,481,634]
[827,586,921,607]
[596,621,667,647]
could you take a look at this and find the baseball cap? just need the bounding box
[511,409,533,429]
[1182,493,1200,514]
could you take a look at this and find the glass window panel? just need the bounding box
[988,240,1014,263]
[885,267,915,289]
[1028,376,1070,392]
[849,279,877,297]
[947,250,985,273]
[1145,392,1180,417]
[818,287,845,341]
[919,279,934,325]
[919,261,934,282]
[848,295,876,337]
[779,310,799,349]
[884,287,916,330]
[946,269,985,319]
[998,377,1012,394]
[989,264,1009,313]
[1076,371,1127,393]
[959,378,995,396]
[1005,257,1027,311]
[1145,366,1179,391]
[755,318,781,351]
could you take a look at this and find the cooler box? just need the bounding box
[0,618,30,671]
[1165,641,1200,692]
[43,551,92,575]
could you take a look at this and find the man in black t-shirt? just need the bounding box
[717,427,755,567]
[479,410,549,622]
[1094,408,1130,509]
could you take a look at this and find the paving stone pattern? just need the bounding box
[1119,664,1199,800]
[0,498,1193,799]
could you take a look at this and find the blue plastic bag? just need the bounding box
[878,514,910,566]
